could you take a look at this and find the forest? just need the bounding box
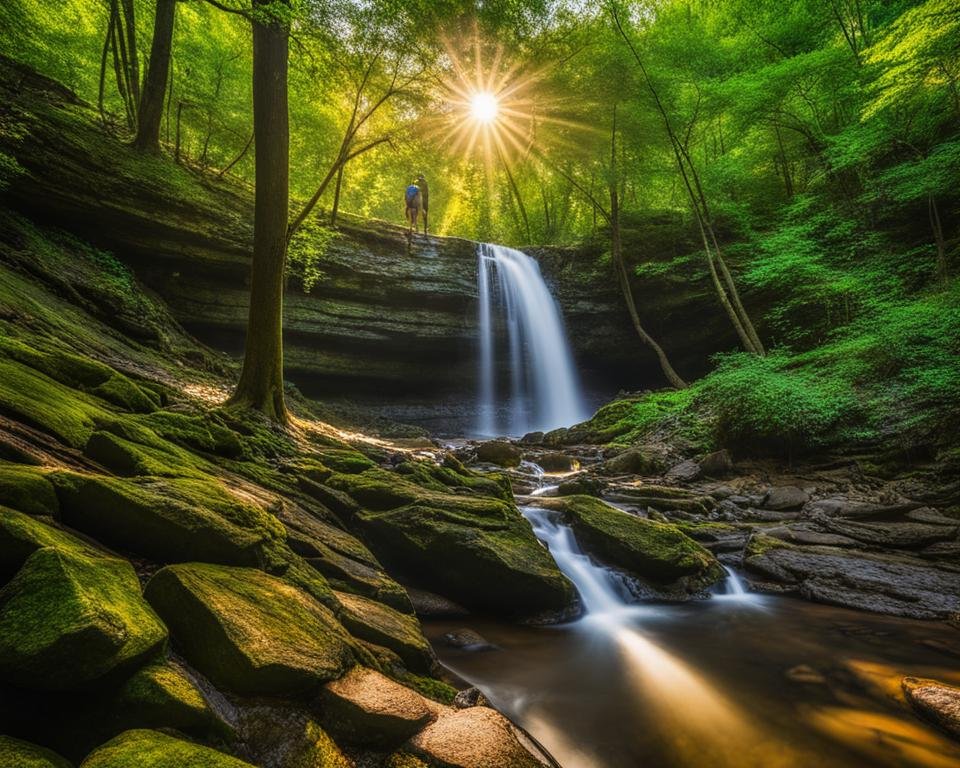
[0,1,958,767]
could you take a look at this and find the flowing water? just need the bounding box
[476,244,587,437]
[426,505,960,768]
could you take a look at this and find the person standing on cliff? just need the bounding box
[416,173,429,234]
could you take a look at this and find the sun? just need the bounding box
[470,91,499,125]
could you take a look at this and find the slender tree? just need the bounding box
[228,0,291,421]
[133,0,177,152]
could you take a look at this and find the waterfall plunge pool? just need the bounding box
[425,506,960,768]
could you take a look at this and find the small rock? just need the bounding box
[475,441,522,468]
[902,676,960,738]
[698,450,733,477]
[406,587,469,619]
[666,459,701,483]
[557,477,604,497]
[453,686,491,709]
[906,507,960,526]
[763,486,810,510]
[441,629,497,652]
[519,432,544,445]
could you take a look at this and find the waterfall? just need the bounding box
[475,243,586,437]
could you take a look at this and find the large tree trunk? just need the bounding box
[133,0,176,152]
[229,0,290,423]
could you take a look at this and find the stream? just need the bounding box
[425,502,960,767]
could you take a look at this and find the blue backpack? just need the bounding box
[405,184,420,205]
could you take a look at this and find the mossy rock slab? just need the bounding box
[82,430,205,478]
[315,448,377,474]
[319,665,435,749]
[475,441,523,468]
[237,704,352,768]
[139,410,244,458]
[357,502,575,618]
[0,547,167,690]
[334,590,436,673]
[0,462,58,516]
[0,735,72,768]
[52,473,283,566]
[395,460,511,501]
[144,563,355,696]
[0,504,103,583]
[538,496,724,590]
[80,729,253,768]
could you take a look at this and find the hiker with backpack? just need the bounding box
[404,180,423,235]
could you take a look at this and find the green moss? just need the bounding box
[0,358,109,447]
[395,459,511,501]
[0,462,58,516]
[358,502,575,617]
[0,547,167,690]
[0,504,103,582]
[0,736,72,768]
[144,563,356,696]
[0,338,157,414]
[539,496,724,589]
[315,448,377,474]
[82,426,207,478]
[334,590,436,673]
[139,410,244,459]
[744,533,791,558]
[400,674,457,705]
[80,729,254,768]
[51,472,284,567]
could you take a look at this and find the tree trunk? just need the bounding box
[119,0,140,112]
[929,192,948,282]
[218,130,253,178]
[229,0,290,423]
[98,5,116,126]
[174,100,185,162]
[133,0,176,152]
[609,108,687,389]
[330,162,345,225]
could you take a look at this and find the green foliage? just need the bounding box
[287,218,337,293]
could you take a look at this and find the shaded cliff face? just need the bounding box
[1,58,743,424]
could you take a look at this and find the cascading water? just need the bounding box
[476,243,587,437]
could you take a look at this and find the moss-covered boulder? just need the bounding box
[0,735,72,768]
[475,441,522,468]
[80,729,253,768]
[81,429,205,478]
[0,548,167,690]
[324,468,574,617]
[334,590,436,673]
[103,660,231,739]
[0,505,103,583]
[237,704,352,768]
[52,473,284,567]
[538,496,724,590]
[144,563,355,696]
[319,665,435,749]
[0,462,58,516]
[139,410,244,459]
[357,503,574,617]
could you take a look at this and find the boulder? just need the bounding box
[698,449,733,476]
[319,666,435,749]
[80,729,254,768]
[406,587,469,618]
[328,469,575,618]
[475,441,522,468]
[144,563,355,696]
[0,736,72,768]
[902,677,960,738]
[0,505,103,583]
[536,453,580,473]
[0,462,58,516]
[52,473,284,567]
[0,547,167,690]
[334,590,436,673]
[763,486,810,510]
[557,477,604,497]
[538,496,724,591]
[406,706,543,768]
[665,459,701,483]
[744,546,960,619]
[237,704,352,768]
[597,448,662,476]
[811,515,957,548]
